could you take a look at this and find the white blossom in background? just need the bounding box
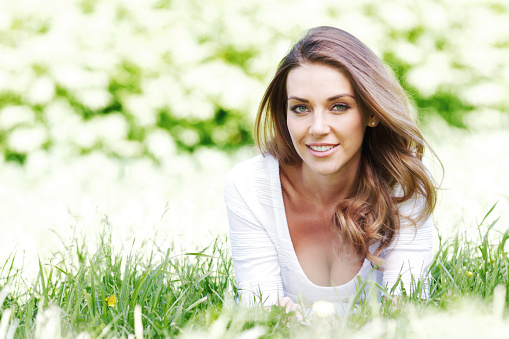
[177,128,200,147]
[7,125,47,153]
[392,41,423,66]
[379,3,418,31]
[406,53,455,97]
[0,146,247,279]
[26,76,56,105]
[145,128,177,161]
[461,83,507,107]
[75,89,112,111]
[0,105,35,130]
[0,0,507,160]
[124,94,158,127]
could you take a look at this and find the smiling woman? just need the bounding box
[224,26,439,315]
[286,63,370,180]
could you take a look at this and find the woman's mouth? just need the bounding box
[306,144,339,157]
[308,145,336,152]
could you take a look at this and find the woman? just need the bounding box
[224,26,438,314]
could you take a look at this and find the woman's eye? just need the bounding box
[291,105,309,113]
[331,103,349,112]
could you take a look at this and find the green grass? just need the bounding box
[1,206,508,338]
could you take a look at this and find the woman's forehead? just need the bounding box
[286,63,354,98]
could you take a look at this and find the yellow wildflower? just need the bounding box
[106,295,117,307]
[466,271,473,277]
[312,300,335,317]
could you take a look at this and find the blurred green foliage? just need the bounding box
[0,0,507,163]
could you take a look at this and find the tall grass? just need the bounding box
[430,203,509,307]
[1,221,235,338]
[1,206,508,338]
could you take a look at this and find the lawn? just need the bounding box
[1,123,509,338]
[1,213,508,338]
[1,0,508,336]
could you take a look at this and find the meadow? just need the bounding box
[1,122,509,338]
[1,0,509,337]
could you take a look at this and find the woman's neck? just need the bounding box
[282,161,360,207]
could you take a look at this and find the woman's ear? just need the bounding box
[367,116,379,127]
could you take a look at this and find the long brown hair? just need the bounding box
[255,26,439,265]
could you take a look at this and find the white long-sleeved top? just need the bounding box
[224,154,432,312]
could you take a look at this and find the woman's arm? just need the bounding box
[224,168,285,306]
[382,196,433,297]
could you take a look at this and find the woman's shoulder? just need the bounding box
[392,183,430,228]
[224,153,281,209]
[225,153,277,186]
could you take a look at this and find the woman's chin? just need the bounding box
[304,163,342,178]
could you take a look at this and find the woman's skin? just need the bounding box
[274,63,379,313]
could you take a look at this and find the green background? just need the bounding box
[0,0,507,163]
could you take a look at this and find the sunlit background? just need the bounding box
[0,0,508,279]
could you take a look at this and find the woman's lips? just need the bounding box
[306,144,339,157]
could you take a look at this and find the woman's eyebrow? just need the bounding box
[287,96,309,102]
[327,94,355,101]
[287,94,355,102]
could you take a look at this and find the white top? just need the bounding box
[224,154,432,312]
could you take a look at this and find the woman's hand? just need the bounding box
[272,297,304,321]
[381,295,407,316]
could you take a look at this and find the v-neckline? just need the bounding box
[269,155,370,290]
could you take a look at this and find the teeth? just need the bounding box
[309,145,335,152]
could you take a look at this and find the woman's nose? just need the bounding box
[309,112,330,136]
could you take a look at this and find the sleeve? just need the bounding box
[381,195,433,298]
[224,169,284,306]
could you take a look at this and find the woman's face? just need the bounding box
[286,63,371,179]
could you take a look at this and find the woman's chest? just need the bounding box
[284,203,364,287]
